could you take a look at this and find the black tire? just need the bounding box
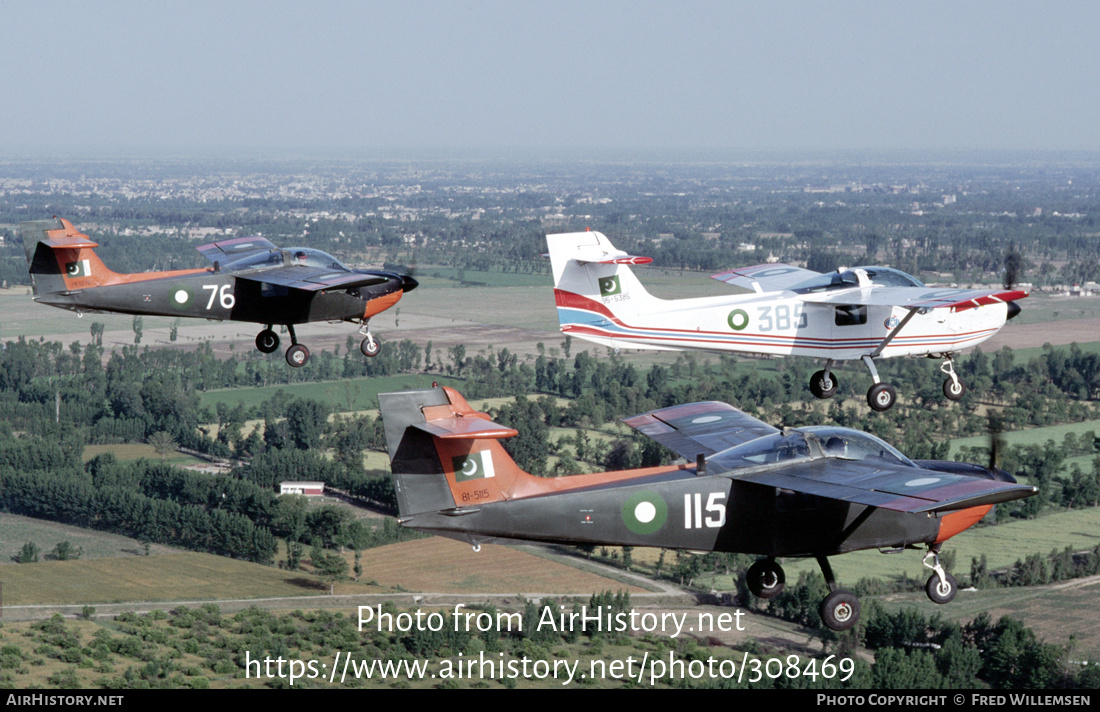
[746,559,786,599]
[285,344,310,368]
[943,378,965,401]
[867,383,897,412]
[819,589,861,632]
[925,572,958,604]
[256,329,280,354]
[809,370,838,399]
[361,337,381,357]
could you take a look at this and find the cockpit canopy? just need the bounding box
[707,425,917,472]
[223,247,350,272]
[789,266,925,294]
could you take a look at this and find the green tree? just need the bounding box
[16,541,39,563]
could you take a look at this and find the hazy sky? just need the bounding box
[3,1,1099,155]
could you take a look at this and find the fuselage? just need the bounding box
[555,288,1011,360]
[36,265,409,326]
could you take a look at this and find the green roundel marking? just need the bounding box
[727,309,749,331]
[169,285,194,311]
[621,491,668,535]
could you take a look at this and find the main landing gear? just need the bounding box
[745,547,960,632]
[254,324,311,367]
[254,322,383,367]
[807,354,967,412]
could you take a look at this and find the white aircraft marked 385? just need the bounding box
[548,230,1027,411]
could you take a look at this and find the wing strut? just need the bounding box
[868,307,920,359]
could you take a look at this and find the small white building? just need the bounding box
[280,481,325,496]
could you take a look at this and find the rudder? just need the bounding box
[379,386,530,518]
[20,218,120,294]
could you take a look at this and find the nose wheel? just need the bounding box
[361,334,380,357]
[941,356,966,401]
[922,547,958,604]
[358,320,381,357]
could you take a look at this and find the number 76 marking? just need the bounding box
[201,284,236,310]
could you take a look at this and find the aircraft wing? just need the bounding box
[623,401,780,460]
[797,286,1029,311]
[734,459,1036,513]
[237,266,395,292]
[196,236,280,264]
[710,264,821,293]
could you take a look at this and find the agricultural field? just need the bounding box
[0,526,648,611]
[949,419,1100,460]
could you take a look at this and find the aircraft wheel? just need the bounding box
[809,370,838,399]
[819,590,860,632]
[361,336,380,357]
[925,572,958,604]
[746,559,786,599]
[867,383,897,412]
[943,378,966,401]
[286,344,310,368]
[256,329,280,354]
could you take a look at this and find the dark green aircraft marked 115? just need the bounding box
[379,385,1036,632]
[21,218,417,367]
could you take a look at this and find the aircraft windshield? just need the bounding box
[853,267,925,288]
[708,432,812,470]
[284,248,349,271]
[799,426,917,467]
[790,267,924,293]
[222,250,283,271]
[706,427,917,472]
[789,270,861,294]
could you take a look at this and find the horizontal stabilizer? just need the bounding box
[413,418,518,440]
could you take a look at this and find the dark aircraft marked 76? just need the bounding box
[379,384,1036,632]
[21,218,416,366]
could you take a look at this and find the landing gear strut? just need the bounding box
[359,320,380,357]
[863,355,897,412]
[816,555,861,632]
[941,355,966,401]
[922,545,958,604]
[284,324,310,368]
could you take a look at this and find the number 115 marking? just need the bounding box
[684,492,727,529]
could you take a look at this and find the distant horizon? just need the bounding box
[4,145,1100,167]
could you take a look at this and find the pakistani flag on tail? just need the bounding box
[65,259,91,278]
[598,275,621,296]
[453,451,496,482]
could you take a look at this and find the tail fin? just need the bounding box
[546,230,664,345]
[379,386,532,518]
[379,385,674,521]
[21,218,123,295]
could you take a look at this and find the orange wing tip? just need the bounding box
[934,504,993,543]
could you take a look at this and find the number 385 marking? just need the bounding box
[756,304,807,331]
[202,284,235,310]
